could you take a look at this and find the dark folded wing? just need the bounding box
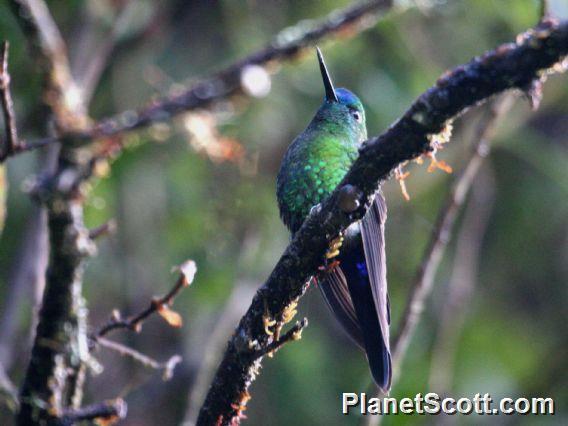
[360,190,392,389]
[318,267,365,349]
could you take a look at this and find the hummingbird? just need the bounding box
[276,48,391,392]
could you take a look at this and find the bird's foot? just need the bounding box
[319,259,340,273]
[325,234,344,260]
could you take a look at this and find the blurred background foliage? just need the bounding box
[0,0,567,425]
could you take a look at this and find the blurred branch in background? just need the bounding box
[2,1,405,423]
[1,0,398,160]
[363,95,514,426]
[184,231,260,425]
[96,337,182,382]
[60,398,127,425]
[0,361,18,413]
[197,19,568,424]
[428,169,496,406]
[364,95,514,426]
[93,259,196,338]
[0,42,19,161]
[89,0,395,137]
[391,95,516,370]
[0,0,566,424]
[74,0,137,103]
[9,0,105,424]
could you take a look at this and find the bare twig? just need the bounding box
[96,337,182,381]
[8,0,87,131]
[88,219,117,240]
[60,398,127,425]
[257,318,308,357]
[197,19,568,425]
[89,0,394,138]
[78,0,137,102]
[0,42,19,161]
[95,260,196,337]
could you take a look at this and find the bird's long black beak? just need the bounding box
[316,47,338,103]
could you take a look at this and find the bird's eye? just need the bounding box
[351,110,362,123]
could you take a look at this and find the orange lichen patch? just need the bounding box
[156,304,183,328]
[93,136,124,158]
[426,152,453,174]
[95,416,121,426]
[395,165,411,201]
[230,390,250,423]
[428,122,453,149]
[282,300,298,325]
[263,314,276,336]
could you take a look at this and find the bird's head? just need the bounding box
[315,47,367,140]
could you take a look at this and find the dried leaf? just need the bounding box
[157,305,183,328]
[427,155,453,174]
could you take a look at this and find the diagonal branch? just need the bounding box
[96,337,182,382]
[0,41,19,161]
[9,0,87,131]
[10,1,94,424]
[89,0,394,138]
[196,19,568,425]
[4,0,398,158]
[60,398,127,425]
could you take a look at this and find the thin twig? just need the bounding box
[96,337,182,381]
[257,318,308,357]
[0,41,19,160]
[8,0,86,131]
[88,219,117,240]
[95,260,196,337]
[197,19,568,424]
[60,398,127,424]
[78,0,137,102]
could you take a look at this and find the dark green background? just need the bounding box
[0,0,566,425]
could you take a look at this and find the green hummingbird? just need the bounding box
[276,48,391,392]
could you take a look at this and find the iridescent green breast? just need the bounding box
[276,123,360,233]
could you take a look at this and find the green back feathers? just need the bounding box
[277,88,367,233]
